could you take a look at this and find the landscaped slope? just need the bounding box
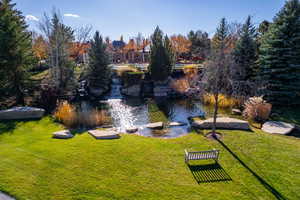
[0,117,299,200]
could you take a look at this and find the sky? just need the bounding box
[16,0,286,41]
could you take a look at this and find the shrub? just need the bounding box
[77,109,111,127]
[170,78,190,94]
[54,101,78,128]
[54,101,111,128]
[38,85,59,113]
[122,71,144,87]
[243,97,272,122]
[202,93,242,108]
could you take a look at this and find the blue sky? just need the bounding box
[16,0,286,41]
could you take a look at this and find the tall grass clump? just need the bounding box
[54,101,111,128]
[202,93,242,108]
[170,78,190,94]
[54,101,78,128]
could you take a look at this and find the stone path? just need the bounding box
[262,121,295,135]
[0,192,15,200]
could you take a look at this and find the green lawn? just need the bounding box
[0,117,299,200]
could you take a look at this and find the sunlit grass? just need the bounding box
[0,118,299,200]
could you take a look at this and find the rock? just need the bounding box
[126,127,138,133]
[153,86,172,97]
[192,117,250,130]
[88,129,120,139]
[0,107,45,120]
[169,122,187,127]
[262,121,295,135]
[232,108,242,115]
[121,85,141,97]
[53,130,74,139]
[89,87,105,97]
[146,122,164,129]
[0,192,15,200]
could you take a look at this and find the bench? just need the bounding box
[184,149,219,164]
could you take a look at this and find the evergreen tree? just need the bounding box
[259,0,300,105]
[0,0,34,104]
[149,26,174,82]
[233,16,258,81]
[188,30,211,59]
[212,18,229,51]
[88,31,110,90]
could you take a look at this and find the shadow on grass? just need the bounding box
[188,163,232,184]
[216,138,287,200]
[0,121,18,134]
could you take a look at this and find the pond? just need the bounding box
[78,77,231,138]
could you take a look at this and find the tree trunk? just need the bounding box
[212,93,219,137]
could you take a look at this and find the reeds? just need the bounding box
[54,101,111,128]
[202,93,242,108]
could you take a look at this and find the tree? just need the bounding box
[259,0,300,105]
[87,31,110,92]
[32,35,48,61]
[233,16,258,82]
[211,18,229,51]
[39,10,75,94]
[0,0,35,104]
[201,18,235,137]
[170,34,191,60]
[187,30,210,59]
[149,26,174,82]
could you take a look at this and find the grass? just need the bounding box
[0,117,300,200]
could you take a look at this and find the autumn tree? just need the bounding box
[170,34,191,60]
[0,0,35,104]
[32,35,48,61]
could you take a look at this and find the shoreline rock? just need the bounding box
[192,117,250,130]
[262,121,295,135]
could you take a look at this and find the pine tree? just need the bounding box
[233,16,258,81]
[0,0,34,104]
[212,18,229,51]
[88,31,110,91]
[259,0,300,105]
[149,26,174,82]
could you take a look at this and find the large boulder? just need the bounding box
[121,85,141,97]
[53,130,74,139]
[192,117,251,130]
[262,121,295,135]
[88,129,120,139]
[0,107,45,120]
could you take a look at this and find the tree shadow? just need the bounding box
[188,162,232,184]
[0,121,18,134]
[216,138,288,200]
[287,127,300,138]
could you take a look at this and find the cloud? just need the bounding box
[25,15,39,21]
[64,13,80,18]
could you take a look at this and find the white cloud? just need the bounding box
[25,15,39,22]
[64,13,80,18]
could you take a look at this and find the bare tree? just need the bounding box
[39,8,75,94]
[201,51,235,136]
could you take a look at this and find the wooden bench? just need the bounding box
[184,149,219,164]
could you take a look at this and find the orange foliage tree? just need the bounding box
[32,35,48,61]
[170,35,191,60]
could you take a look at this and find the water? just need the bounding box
[88,76,206,138]
[77,74,231,138]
